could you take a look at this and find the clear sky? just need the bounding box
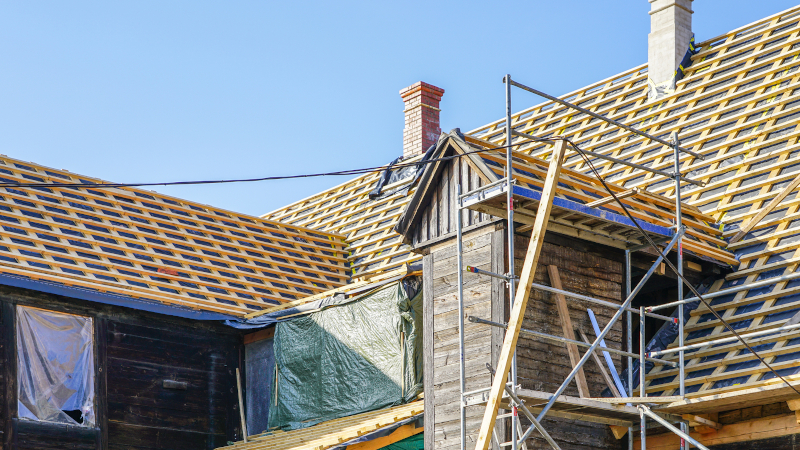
[0,1,797,217]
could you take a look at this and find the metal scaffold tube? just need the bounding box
[649,322,800,357]
[640,306,646,450]
[506,79,704,160]
[465,266,675,322]
[456,184,466,450]
[468,316,678,366]
[470,75,716,450]
[647,271,800,312]
[531,231,682,425]
[639,406,710,450]
[625,250,634,450]
[671,132,688,450]
[505,73,520,450]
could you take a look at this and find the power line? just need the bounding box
[0,143,511,190]
[563,136,800,396]
[3,132,791,391]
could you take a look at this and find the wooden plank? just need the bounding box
[585,188,638,208]
[2,301,17,449]
[345,423,422,450]
[682,414,723,430]
[637,413,800,450]
[730,171,800,243]
[221,401,424,450]
[591,396,682,404]
[95,317,109,450]
[474,139,568,450]
[547,265,590,398]
[243,327,274,345]
[656,379,800,415]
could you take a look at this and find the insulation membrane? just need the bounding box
[16,306,95,426]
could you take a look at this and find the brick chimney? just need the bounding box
[400,82,444,158]
[648,0,693,88]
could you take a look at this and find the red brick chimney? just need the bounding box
[400,82,444,158]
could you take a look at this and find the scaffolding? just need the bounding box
[450,74,753,450]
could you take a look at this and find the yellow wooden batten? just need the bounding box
[219,400,423,450]
[0,154,349,316]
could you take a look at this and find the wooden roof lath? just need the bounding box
[0,155,348,316]
[467,4,800,402]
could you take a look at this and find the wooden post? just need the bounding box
[236,368,249,442]
[474,139,569,450]
[547,265,590,398]
[787,399,800,424]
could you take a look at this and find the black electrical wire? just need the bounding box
[0,143,513,190]
[0,127,793,391]
[560,136,800,396]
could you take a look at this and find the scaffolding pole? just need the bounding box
[505,73,520,450]
[626,249,634,450]
[672,132,688,450]
[457,183,467,450]
[463,76,721,450]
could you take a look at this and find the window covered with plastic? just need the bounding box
[16,306,95,426]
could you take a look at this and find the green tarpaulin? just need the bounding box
[380,433,423,450]
[268,280,423,430]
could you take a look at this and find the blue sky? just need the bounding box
[0,1,797,217]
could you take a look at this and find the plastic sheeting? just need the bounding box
[17,306,95,426]
[245,337,275,435]
[380,433,424,450]
[368,133,442,201]
[603,276,715,397]
[268,280,423,430]
[225,268,422,329]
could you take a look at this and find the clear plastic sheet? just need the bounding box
[603,276,715,397]
[16,306,95,426]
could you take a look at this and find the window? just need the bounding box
[16,306,95,426]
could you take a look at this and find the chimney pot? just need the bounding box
[400,82,444,158]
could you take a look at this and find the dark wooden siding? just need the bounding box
[106,320,237,449]
[411,158,493,248]
[514,233,624,450]
[707,434,800,450]
[0,285,241,450]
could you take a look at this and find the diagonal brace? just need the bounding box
[504,385,562,450]
[532,229,683,424]
[639,405,709,450]
[473,139,570,450]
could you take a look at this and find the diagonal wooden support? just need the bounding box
[474,139,569,450]
[730,172,800,243]
[547,265,590,398]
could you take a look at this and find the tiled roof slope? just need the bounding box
[0,154,348,316]
[470,5,800,398]
[264,160,421,280]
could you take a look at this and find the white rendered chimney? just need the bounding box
[648,0,693,89]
